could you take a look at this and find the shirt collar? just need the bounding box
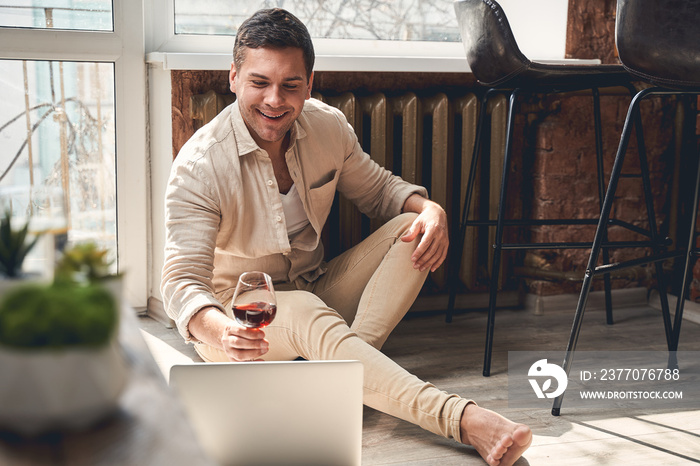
[231,100,308,157]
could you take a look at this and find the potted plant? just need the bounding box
[0,241,128,436]
[0,208,41,287]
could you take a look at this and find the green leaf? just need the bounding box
[0,209,42,278]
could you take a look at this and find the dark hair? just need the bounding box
[233,8,315,81]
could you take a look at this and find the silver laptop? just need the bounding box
[169,360,363,466]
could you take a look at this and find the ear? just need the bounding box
[229,62,237,94]
[306,71,314,99]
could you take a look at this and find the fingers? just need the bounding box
[221,323,270,362]
[418,241,448,272]
[401,202,450,272]
[400,224,420,243]
[411,223,449,272]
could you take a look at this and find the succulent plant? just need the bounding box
[54,241,116,284]
[0,209,40,278]
[0,242,120,349]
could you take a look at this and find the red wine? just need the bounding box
[232,301,276,328]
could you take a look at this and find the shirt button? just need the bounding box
[267,179,274,186]
[276,215,282,222]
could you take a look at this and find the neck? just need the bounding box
[255,130,290,157]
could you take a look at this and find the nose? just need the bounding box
[263,85,284,108]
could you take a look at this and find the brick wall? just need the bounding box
[520,0,696,297]
[522,91,677,296]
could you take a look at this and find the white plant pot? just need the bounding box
[0,273,46,297]
[0,337,129,436]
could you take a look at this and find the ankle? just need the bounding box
[459,401,478,444]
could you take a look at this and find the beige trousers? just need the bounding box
[195,213,469,441]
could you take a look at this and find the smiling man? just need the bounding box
[161,8,531,466]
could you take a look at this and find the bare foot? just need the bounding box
[460,403,532,466]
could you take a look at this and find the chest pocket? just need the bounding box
[306,169,339,230]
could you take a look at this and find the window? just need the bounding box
[0,0,113,31]
[0,60,117,273]
[0,0,148,309]
[147,0,469,73]
[173,0,460,42]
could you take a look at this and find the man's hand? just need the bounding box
[189,307,269,361]
[400,195,449,273]
[220,320,269,362]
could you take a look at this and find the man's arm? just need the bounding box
[400,193,449,273]
[189,307,269,361]
[161,143,268,362]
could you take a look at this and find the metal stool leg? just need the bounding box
[633,106,675,349]
[483,89,519,377]
[671,141,700,350]
[551,88,653,415]
[592,88,615,325]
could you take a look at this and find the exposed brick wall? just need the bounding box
[566,0,617,63]
[523,92,677,296]
[520,0,695,297]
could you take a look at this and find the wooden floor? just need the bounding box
[139,289,700,465]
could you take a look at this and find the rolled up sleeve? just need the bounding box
[160,155,224,342]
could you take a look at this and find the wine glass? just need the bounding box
[231,271,277,328]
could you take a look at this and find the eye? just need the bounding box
[252,80,267,87]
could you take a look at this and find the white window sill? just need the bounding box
[146,52,472,73]
[146,51,602,74]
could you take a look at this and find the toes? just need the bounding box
[500,434,515,449]
[513,425,533,447]
[491,434,514,460]
[498,426,533,466]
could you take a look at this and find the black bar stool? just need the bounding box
[552,0,700,415]
[451,0,635,376]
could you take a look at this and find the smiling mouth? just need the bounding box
[258,109,287,120]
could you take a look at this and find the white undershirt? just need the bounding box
[280,183,310,236]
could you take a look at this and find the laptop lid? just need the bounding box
[169,360,363,466]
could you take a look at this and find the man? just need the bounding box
[161,8,531,466]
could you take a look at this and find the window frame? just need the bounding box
[145,0,470,72]
[0,0,149,311]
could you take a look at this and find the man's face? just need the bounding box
[230,46,313,154]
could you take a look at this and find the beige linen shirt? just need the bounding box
[161,98,427,341]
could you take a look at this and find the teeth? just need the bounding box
[261,111,284,119]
